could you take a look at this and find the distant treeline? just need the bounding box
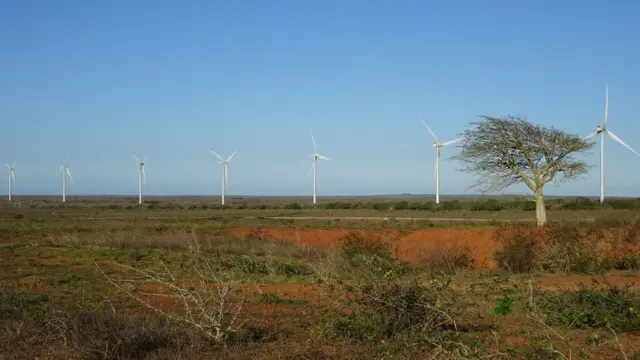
[8,196,640,212]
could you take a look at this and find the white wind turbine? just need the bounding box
[420,119,463,204]
[308,130,330,204]
[209,149,237,205]
[60,153,73,203]
[132,155,147,205]
[584,82,640,204]
[5,161,16,201]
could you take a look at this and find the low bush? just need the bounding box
[216,255,312,277]
[616,253,640,271]
[0,291,191,360]
[538,282,640,332]
[333,232,410,282]
[538,223,612,274]
[420,243,475,275]
[492,222,635,274]
[330,279,459,341]
[493,224,541,273]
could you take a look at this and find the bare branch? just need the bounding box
[451,115,593,194]
[95,256,246,344]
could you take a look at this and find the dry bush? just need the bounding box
[0,292,197,360]
[420,243,475,275]
[493,224,544,273]
[538,223,611,273]
[96,254,246,345]
[493,221,637,274]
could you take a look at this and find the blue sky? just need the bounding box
[1,0,640,197]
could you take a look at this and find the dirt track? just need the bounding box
[48,215,533,222]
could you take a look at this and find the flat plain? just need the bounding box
[2,195,640,359]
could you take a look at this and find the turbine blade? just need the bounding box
[142,166,147,185]
[12,161,15,168]
[441,138,463,146]
[584,130,599,140]
[433,161,437,180]
[309,130,317,150]
[143,156,148,163]
[420,118,439,142]
[209,149,224,162]
[10,171,15,185]
[132,154,141,162]
[308,162,314,176]
[227,149,238,162]
[607,130,640,157]
[66,167,74,184]
[317,154,330,160]
[603,82,609,126]
[4,164,9,169]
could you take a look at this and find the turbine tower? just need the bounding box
[5,161,15,201]
[132,155,147,205]
[308,130,330,204]
[60,153,73,203]
[209,149,237,205]
[420,119,462,204]
[584,82,640,204]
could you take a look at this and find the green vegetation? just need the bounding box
[5,195,640,212]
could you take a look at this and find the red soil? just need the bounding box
[224,227,499,266]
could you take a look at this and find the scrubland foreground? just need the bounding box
[3,209,640,359]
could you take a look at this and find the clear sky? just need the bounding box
[1,0,640,197]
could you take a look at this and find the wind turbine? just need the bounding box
[308,130,330,204]
[60,153,73,203]
[420,119,462,204]
[209,149,237,205]
[132,155,147,205]
[584,82,640,204]
[5,161,15,201]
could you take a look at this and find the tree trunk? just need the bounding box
[534,187,547,226]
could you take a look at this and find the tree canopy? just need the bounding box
[451,115,594,225]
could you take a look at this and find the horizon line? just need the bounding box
[1,193,637,199]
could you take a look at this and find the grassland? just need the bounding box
[2,196,640,359]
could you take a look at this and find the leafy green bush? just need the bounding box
[470,199,505,211]
[616,253,640,271]
[284,202,303,210]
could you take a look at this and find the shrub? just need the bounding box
[97,255,246,344]
[420,244,475,275]
[337,232,392,263]
[393,201,409,210]
[541,223,614,274]
[470,199,505,211]
[493,224,541,273]
[372,202,391,211]
[607,198,640,210]
[331,279,458,341]
[539,282,640,332]
[334,232,409,282]
[284,202,303,210]
[559,197,596,210]
[616,253,640,271]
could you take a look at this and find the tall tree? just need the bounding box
[452,115,593,226]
